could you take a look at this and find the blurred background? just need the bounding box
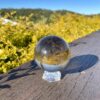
[0,0,100,73]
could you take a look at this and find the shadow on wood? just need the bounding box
[7,60,39,81]
[62,54,99,78]
[69,41,87,47]
[0,84,11,89]
[0,60,39,89]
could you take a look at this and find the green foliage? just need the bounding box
[0,9,100,73]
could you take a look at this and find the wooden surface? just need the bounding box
[0,31,100,100]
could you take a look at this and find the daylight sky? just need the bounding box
[0,0,100,15]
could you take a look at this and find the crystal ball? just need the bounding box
[34,35,70,72]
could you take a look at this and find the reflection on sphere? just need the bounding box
[35,35,70,72]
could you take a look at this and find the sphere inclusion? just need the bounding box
[34,35,70,72]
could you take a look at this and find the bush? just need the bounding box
[0,11,100,73]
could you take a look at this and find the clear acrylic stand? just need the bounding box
[42,71,61,82]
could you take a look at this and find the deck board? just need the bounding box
[0,31,100,100]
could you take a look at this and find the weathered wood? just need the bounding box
[0,31,100,100]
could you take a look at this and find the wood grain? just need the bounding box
[0,31,100,100]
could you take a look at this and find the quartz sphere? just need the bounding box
[34,35,70,72]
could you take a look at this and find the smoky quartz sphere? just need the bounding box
[34,35,70,72]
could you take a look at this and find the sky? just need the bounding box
[0,0,100,15]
